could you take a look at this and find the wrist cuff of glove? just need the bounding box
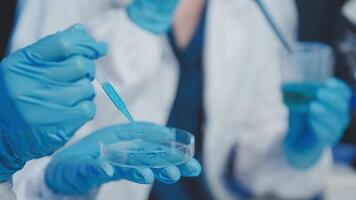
[0,129,26,182]
[126,3,173,34]
[44,160,100,197]
[282,138,323,169]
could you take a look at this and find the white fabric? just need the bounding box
[343,0,356,25]
[8,0,331,199]
[0,180,16,200]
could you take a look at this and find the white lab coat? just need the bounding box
[3,0,336,199]
[0,180,16,200]
[343,0,356,25]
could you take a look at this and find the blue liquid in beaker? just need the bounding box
[282,83,322,153]
[282,83,321,111]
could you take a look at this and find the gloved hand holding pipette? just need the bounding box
[0,24,107,182]
[45,122,201,195]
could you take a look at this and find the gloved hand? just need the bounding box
[283,78,352,169]
[127,0,179,34]
[45,122,201,195]
[0,24,107,182]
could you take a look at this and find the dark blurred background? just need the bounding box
[0,1,17,59]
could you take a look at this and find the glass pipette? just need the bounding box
[96,67,135,123]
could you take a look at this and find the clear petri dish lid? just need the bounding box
[100,122,195,168]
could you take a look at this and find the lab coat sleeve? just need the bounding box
[343,0,356,26]
[13,157,97,200]
[0,180,16,200]
[232,54,332,199]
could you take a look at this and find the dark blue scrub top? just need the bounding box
[148,2,214,200]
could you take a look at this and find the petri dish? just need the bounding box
[100,122,195,168]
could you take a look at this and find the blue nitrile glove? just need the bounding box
[0,24,107,182]
[45,122,201,195]
[283,78,352,169]
[127,0,179,34]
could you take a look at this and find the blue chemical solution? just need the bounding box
[282,82,323,165]
[102,82,135,123]
[282,82,321,111]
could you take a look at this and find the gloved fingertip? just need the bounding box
[133,168,155,184]
[96,42,108,57]
[156,167,181,184]
[179,159,202,177]
[68,23,87,32]
[89,94,96,101]
[325,78,352,97]
[325,77,341,86]
[78,101,96,121]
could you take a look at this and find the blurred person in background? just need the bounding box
[2,0,354,199]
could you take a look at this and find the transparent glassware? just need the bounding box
[100,122,195,168]
[281,42,334,111]
[281,42,334,83]
[281,42,335,166]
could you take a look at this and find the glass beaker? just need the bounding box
[281,42,334,167]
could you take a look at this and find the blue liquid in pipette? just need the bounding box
[102,82,135,123]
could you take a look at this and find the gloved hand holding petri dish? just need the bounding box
[100,122,195,168]
[45,122,200,195]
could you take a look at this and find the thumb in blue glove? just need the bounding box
[0,24,107,182]
[45,122,201,195]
